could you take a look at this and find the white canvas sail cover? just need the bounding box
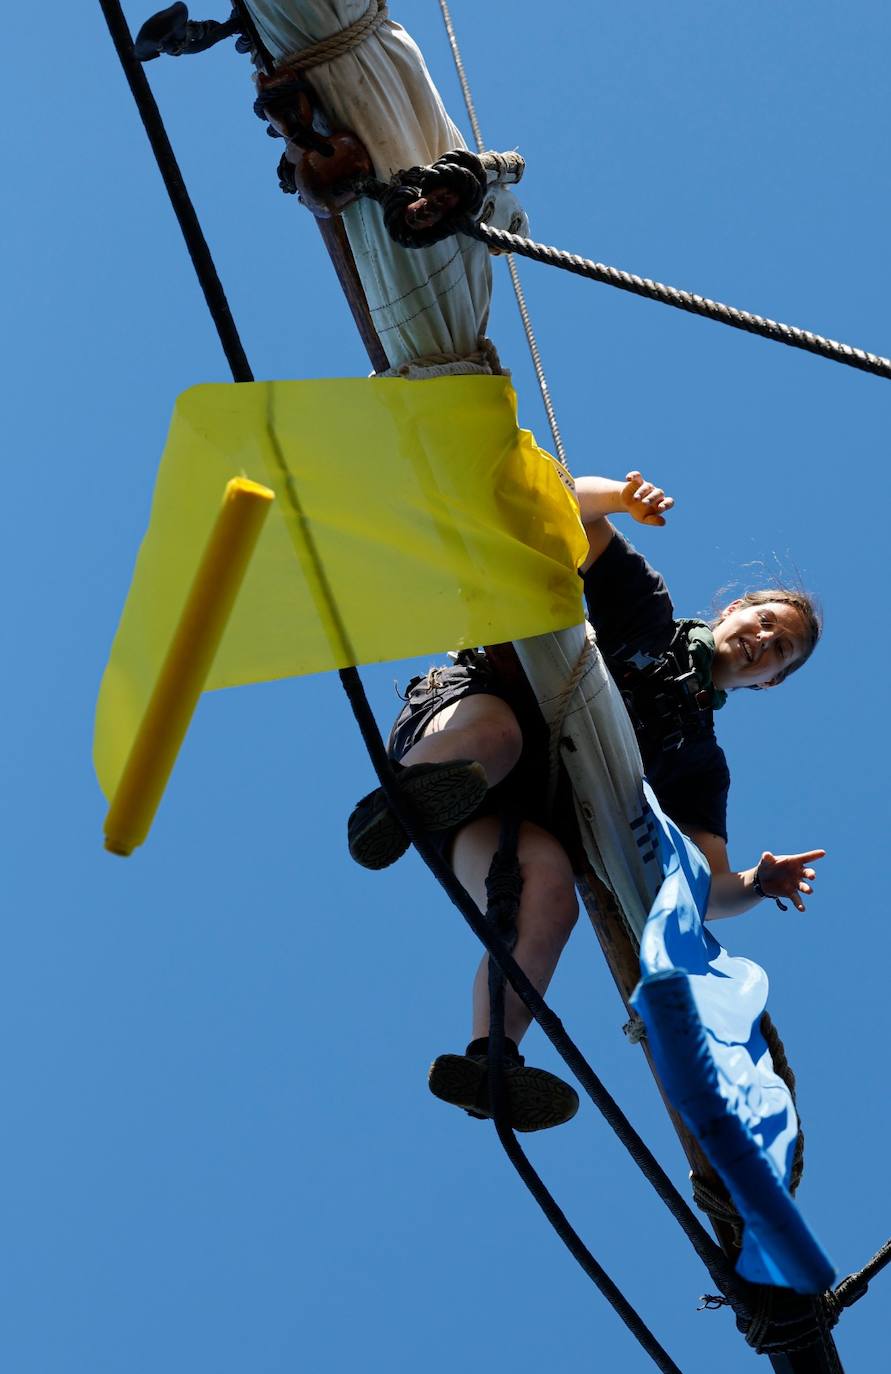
[246,0,527,373]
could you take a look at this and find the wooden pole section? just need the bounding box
[104,477,274,856]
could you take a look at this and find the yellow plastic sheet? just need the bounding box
[94,376,586,800]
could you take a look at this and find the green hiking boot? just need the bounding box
[428,1051,579,1133]
[347,759,488,870]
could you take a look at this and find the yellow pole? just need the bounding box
[104,477,275,856]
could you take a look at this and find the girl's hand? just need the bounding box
[756,849,826,912]
[621,471,675,527]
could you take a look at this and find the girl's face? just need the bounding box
[711,600,808,690]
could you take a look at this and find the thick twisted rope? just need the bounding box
[691,1174,744,1250]
[272,0,388,73]
[546,633,592,811]
[703,1237,891,1354]
[760,1010,805,1195]
[462,219,891,381]
[483,823,685,1374]
[823,1238,891,1326]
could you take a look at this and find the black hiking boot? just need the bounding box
[347,759,488,870]
[428,1049,579,1133]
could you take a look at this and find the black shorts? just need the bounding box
[387,659,553,855]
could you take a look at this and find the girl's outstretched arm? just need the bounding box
[576,471,674,570]
[683,828,826,920]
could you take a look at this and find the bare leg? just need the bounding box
[400,693,522,788]
[451,815,579,1046]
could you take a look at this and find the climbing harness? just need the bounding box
[612,618,725,757]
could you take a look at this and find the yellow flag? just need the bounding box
[94,376,586,799]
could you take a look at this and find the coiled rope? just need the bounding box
[702,1236,891,1355]
[271,0,388,73]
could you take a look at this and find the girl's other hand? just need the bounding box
[622,471,675,527]
[757,849,826,913]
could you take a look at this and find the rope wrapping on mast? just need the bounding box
[269,0,389,72]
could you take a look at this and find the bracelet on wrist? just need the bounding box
[753,872,788,912]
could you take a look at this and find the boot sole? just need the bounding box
[349,761,488,870]
[428,1054,579,1133]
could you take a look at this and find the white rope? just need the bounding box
[436,0,568,469]
[375,336,504,378]
[274,0,388,73]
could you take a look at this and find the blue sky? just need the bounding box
[5,2,890,1370]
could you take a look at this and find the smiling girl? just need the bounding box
[348,470,825,1130]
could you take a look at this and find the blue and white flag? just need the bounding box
[630,784,835,1294]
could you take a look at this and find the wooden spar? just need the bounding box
[309,231,845,1372]
[315,219,390,373]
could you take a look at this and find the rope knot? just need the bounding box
[376,150,488,248]
[253,74,334,156]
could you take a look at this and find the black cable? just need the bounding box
[461,220,891,382]
[97,0,254,382]
[484,832,686,1373]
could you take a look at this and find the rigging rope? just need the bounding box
[826,1238,891,1320]
[436,0,568,465]
[482,821,685,1374]
[97,0,254,383]
[271,0,388,72]
[461,220,891,381]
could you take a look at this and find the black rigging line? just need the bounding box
[483,834,685,1374]
[97,0,254,383]
[461,220,891,382]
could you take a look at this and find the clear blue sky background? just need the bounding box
[4,3,889,1370]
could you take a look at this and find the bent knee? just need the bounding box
[426,693,523,777]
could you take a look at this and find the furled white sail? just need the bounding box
[245,0,527,373]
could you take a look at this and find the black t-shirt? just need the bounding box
[582,531,731,841]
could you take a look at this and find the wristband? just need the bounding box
[753,872,788,912]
